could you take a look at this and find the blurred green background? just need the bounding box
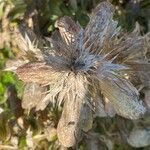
[0,0,150,149]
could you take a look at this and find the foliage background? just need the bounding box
[0,0,150,149]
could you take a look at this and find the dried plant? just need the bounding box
[127,127,150,148]
[5,1,150,148]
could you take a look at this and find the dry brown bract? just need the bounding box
[6,1,150,147]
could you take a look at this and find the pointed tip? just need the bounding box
[92,1,115,15]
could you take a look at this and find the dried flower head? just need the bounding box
[6,1,150,147]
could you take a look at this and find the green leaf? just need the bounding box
[19,136,27,149]
[0,82,4,94]
[1,72,15,85]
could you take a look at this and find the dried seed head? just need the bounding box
[7,1,150,148]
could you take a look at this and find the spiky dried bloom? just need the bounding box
[6,1,150,147]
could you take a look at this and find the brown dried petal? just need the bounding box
[98,73,146,119]
[16,61,62,84]
[57,102,92,147]
[57,75,89,147]
[55,16,81,45]
[83,2,114,53]
[22,83,47,110]
[108,35,146,64]
[47,36,73,61]
[5,59,29,72]
[57,96,83,147]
